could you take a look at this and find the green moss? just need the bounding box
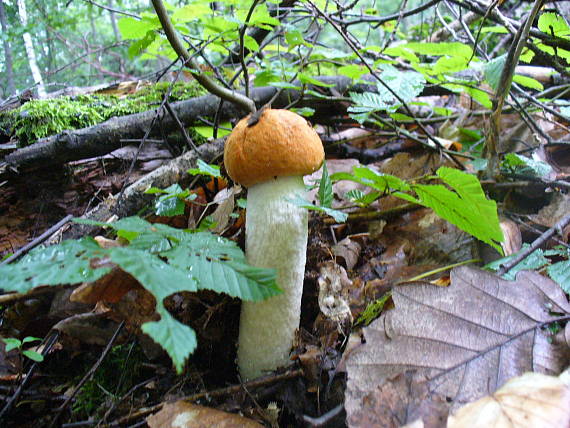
[0,81,206,147]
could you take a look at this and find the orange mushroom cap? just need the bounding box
[224,109,324,187]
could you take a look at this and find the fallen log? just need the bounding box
[4,76,359,170]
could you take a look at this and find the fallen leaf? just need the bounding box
[345,266,570,426]
[147,401,263,428]
[347,371,449,428]
[448,372,570,428]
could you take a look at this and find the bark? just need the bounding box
[0,0,16,97]
[17,0,46,98]
[5,75,360,170]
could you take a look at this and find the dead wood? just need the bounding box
[59,137,225,241]
[4,76,360,170]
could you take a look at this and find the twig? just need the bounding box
[483,0,545,177]
[49,322,125,427]
[151,0,255,114]
[164,100,199,152]
[302,404,344,427]
[497,213,570,276]
[104,368,303,427]
[1,214,73,265]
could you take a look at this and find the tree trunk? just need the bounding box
[108,0,121,43]
[0,0,16,97]
[17,0,46,98]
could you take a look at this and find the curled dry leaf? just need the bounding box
[447,372,570,428]
[332,236,362,270]
[345,266,570,427]
[317,261,353,324]
[147,401,263,428]
[499,218,522,256]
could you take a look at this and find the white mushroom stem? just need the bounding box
[237,175,308,380]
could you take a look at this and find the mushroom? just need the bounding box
[224,108,324,380]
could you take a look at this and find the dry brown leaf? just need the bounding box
[332,236,362,270]
[447,372,570,428]
[499,218,522,256]
[147,401,263,428]
[347,371,449,428]
[345,266,570,427]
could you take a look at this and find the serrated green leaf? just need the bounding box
[109,248,197,297]
[484,54,506,91]
[547,260,570,293]
[318,162,333,208]
[501,153,553,177]
[161,233,280,300]
[332,167,410,193]
[0,239,111,293]
[410,167,503,252]
[142,307,197,373]
[485,244,549,280]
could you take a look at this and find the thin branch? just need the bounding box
[498,213,570,276]
[151,0,256,114]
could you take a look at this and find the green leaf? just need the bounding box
[411,167,503,252]
[338,64,367,80]
[287,195,348,223]
[118,17,158,39]
[0,239,112,293]
[22,350,44,362]
[547,260,570,293]
[484,54,506,91]
[318,162,333,208]
[3,338,22,352]
[344,189,382,207]
[172,3,212,22]
[188,159,222,178]
[147,184,193,217]
[243,35,260,52]
[401,42,473,59]
[194,122,232,139]
[22,336,42,344]
[538,12,570,37]
[298,74,335,87]
[513,74,544,91]
[348,66,425,120]
[108,247,198,372]
[332,166,410,193]
[142,308,196,373]
[501,153,553,177]
[485,244,549,280]
[285,30,311,49]
[161,233,280,300]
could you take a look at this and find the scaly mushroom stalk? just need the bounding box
[238,176,307,379]
[224,108,324,380]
